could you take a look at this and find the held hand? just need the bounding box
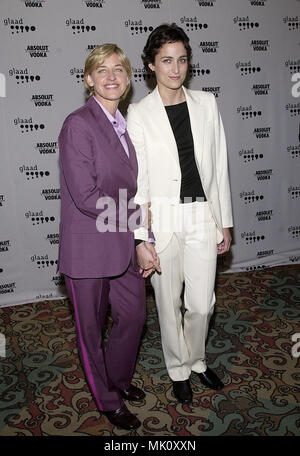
[144,242,161,272]
[136,241,161,278]
[217,228,232,255]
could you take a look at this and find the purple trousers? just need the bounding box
[64,261,146,412]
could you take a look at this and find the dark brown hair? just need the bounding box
[142,23,192,72]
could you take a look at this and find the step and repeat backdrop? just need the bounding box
[0,0,300,307]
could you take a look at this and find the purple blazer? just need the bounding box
[58,97,141,278]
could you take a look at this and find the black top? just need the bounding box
[165,101,206,203]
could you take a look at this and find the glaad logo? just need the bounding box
[253,127,270,139]
[283,16,300,30]
[255,210,273,222]
[286,102,300,117]
[189,63,210,78]
[180,17,208,31]
[31,254,58,269]
[236,61,261,76]
[70,67,84,83]
[252,83,270,95]
[83,0,105,7]
[14,117,45,132]
[0,74,6,97]
[202,86,220,98]
[0,240,11,253]
[199,41,219,53]
[3,18,36,34]
[26,45,49,58]
[291,73,300,97]
[288,225,300,238]
[240,189,264,204]
[124,20,153,35]
[41,188,60,201]
[25,210,55,225]
[250,40,269,51]
[19,164,50,180]
[241,230,265,244]
[65,18,96,34]
[285,59,300,75]
[288,185,300,199]
[21,0,45,7]
[291,333,300,358]
[237,104,262,119]
[239,147,263,163]
[287,144,300,158]
[9,68,40,84]
[133,68,155,83]
[31,94,54,107]
[141,0,162,8]
[255,168,273,181]
[233,16,259,30]
[0,282,16,295]
[36,141,58,155]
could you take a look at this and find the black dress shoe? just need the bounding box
[120,384,145,401]
[104,404,141,430]
[172,380,193,403]
[197,367,224,390]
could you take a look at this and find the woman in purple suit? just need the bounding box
[58,44,159,430]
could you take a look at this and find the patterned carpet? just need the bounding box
[0,266,299,437]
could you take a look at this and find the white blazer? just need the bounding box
[127,86,233,253]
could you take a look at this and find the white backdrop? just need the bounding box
[0,0,299,307]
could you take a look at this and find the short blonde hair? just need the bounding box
[84,43,133,100]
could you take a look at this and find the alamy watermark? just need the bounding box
[291,333,300,358]
[291,73,300,98]
[0,73,6,98]
[95,189,206,234]
[0,332,5,357]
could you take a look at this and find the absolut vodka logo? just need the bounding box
[141,0,162,8]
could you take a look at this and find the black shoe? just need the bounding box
[103,404,141,430]
[172,380,193,403]
[197,367,224,390]
[120,384,145,402]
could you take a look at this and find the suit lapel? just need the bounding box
[183,87,205,173]
[87,97,132,169]
[148,87,180,167]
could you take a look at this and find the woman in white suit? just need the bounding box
[127,24,233,404]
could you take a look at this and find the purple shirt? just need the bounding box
[93,96,129,157]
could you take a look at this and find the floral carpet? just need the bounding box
[0,266,299,437]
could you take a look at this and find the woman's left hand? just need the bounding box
[217,228,232,255]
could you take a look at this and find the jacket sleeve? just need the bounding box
[211,95,233,228]
[127,104,151,241]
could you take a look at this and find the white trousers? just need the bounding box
[151,202,218,381]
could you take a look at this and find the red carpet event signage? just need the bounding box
[0,0,299,307]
